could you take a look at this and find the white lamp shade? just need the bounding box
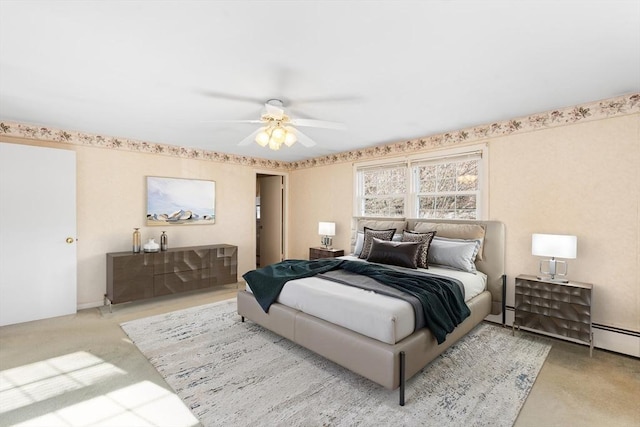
[284,131,297,147]
[255,128,270,146]
[532,233,577,259]
[271,126,286,143]
[318,222,335,236]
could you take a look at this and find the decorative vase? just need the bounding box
[143,238,160,253]
[160,231,168,251]
[133,228,141,253]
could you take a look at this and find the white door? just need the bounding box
[0,142,77,326]
[258,175,283,267]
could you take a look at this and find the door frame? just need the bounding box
[254,170,288,266]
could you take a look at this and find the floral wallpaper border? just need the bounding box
[1,93,638,171]
[289,93,640,169]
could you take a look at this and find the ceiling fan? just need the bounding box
[229,99,346,151]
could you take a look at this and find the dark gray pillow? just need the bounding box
[359,227,396,259]
[402,230,436,269]
[367,238,421,269]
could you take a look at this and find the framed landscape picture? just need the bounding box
[146,176,215,225]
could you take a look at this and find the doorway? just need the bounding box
[256,174,285,268]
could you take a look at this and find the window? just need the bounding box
[412,152,481,219]
[354,147,486,219]
[355,163,407,217]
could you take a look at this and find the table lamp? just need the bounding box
[318,222,335,249]
[532,233,577,283]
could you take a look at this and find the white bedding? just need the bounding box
[245,256,487,345]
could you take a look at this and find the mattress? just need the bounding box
[245,256,487,345]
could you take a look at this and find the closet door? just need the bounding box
[0,142,77,326]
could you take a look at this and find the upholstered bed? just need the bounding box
[237,218,505,405]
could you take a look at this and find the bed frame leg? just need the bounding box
[501,274,507,326]
[241,316,245,323]
[399,351,406,406]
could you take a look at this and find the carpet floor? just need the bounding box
[121,299,551,427]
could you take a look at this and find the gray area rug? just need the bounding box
[121,299,551,427]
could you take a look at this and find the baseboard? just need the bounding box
[484,313,505,325]
[77,300,104,310]
[592,323,640,358]
[491,306,640,358]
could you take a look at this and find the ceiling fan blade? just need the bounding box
[237,127,265,146]
[287,127,316,148]
[203,119,263,124]
[289,118,347,130]
[195,89,264,105]
[289,95,363,106]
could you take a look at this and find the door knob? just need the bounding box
[66,237,75,244]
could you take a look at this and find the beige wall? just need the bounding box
[288,162,354,258]
[2,137,269,307]
[489,114,639,330]
[4,111,638,332]
[288,114,640,332]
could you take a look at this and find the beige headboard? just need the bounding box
[352,217,506,316]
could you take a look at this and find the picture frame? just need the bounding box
[146,176,215,225]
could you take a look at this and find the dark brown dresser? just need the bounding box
[514,274,593,356]
[107,244,237,305]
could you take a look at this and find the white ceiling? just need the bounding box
[1,1,638,162]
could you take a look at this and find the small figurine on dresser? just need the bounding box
[132,228,141,253]
[161,231,168,251]
[143,238,160,253]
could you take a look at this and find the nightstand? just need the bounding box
[309,247,344,260]
[513,274,593,356]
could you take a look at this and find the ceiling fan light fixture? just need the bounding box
[255,128,270,146]
[284,126,298,147]
[284,132,298,147]
[271,126,286,144]
[236,99,334,151]
[268,139,281,150]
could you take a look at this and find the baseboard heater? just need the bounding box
[591,323,640,338]
[504,305,639,357]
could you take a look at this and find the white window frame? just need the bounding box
[353,160,409,218]
[353,144,488,219]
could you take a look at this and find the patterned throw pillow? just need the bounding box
[359,227,396,259]
[402,230,436,268]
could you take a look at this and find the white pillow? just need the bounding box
[354,231,365,256]
[427,237,481,273]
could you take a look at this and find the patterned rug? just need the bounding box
[121,299,551,427]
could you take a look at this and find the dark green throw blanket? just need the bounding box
[243,259,343,311]
[242,259,471,344]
